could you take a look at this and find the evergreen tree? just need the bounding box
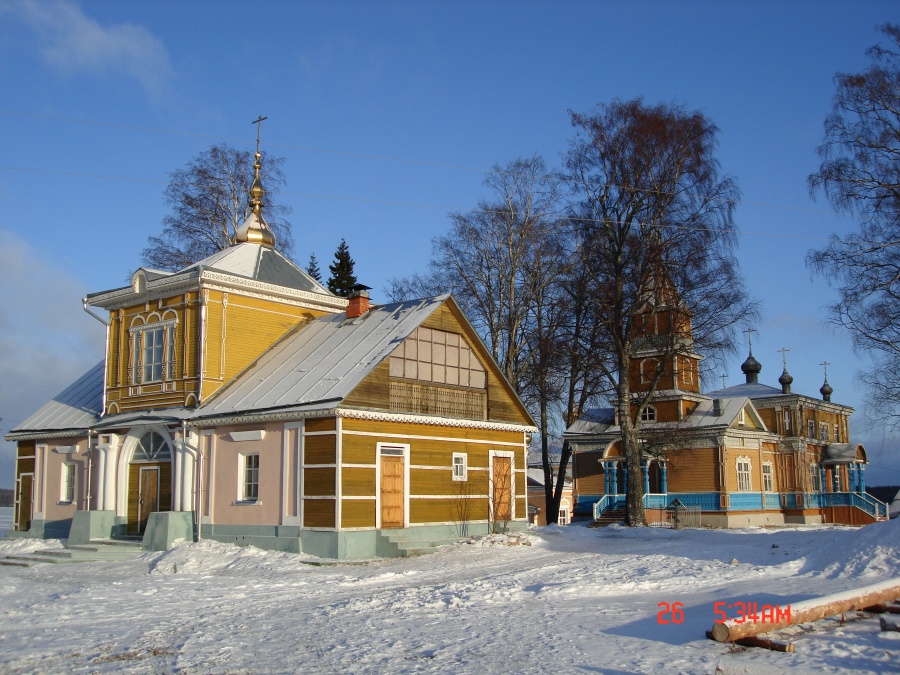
[327,238,358,297]
[306,253,323,282]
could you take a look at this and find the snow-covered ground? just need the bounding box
[0,507,12,539]
[0,520,898,674]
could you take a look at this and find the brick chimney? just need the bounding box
[346,289,370,319]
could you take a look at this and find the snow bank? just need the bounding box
[146,539,324,576]
[798,517,900,579]
[0,537,65,555]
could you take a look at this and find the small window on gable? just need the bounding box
[452,453,468,481]
[738,408,746,426]
[641,406,657,423]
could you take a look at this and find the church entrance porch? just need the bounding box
[125,430,173,535]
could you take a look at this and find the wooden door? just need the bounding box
[16,474,33,532]
[138,467,160,533]
[492,456,512,527]
[380,455,404,529]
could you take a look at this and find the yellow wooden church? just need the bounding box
[6,149,535,558]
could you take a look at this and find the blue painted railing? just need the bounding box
[587,490,886,520]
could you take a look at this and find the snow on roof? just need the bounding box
[565,397,765,437]
[197,295,451,418]
[823,443,865,462]
[566,407,615,435]
[705,381,783,399]
[7,361,104,438]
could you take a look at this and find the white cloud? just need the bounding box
[0,230,103,487]
[8,0,174,99]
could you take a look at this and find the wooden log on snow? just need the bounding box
[735,636,795,652]
[709,579,900,642]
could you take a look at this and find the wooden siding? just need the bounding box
[666,447,719,492]
[306,417,336,433]
[304,467,336,497]
[105,295,201,413]
[303,499,335,528]
[342,361,390,410]
[341,499,376,528]
[304,434,336,465]
[344,300,532,426]
[410,499,457,524]
[573,451,605,494]
[341,417,523,444]
[342,467,376,496]
[342,434,378,465]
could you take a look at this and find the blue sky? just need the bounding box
[1,0,899,488]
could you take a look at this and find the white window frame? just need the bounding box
[60,462,76,503]
[240,453,260,502]
[834,424,840,443]
[452,452,468,481]
[819,423,830,442]
[808,419,815,439]
[738,408,746,426]
[558,508,570,526]
[762,462,774,492]
[641,405,657,423]
[130,317,177,385]
[783,409,791,434]
[736,456,752,491]
[809,463,822,492]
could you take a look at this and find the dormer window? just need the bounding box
[641,405,657,423]
[738,408,746,426]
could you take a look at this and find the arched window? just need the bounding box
[641,406,657,423]
[132,431,171,463]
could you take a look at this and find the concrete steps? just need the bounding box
[590,508,627,527]
[380,530,464,557]
[0,539,143,567]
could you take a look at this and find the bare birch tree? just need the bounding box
[808,24,900,425]
[566,98,756,526]
[143,143,294,271]
[387,156,566,393]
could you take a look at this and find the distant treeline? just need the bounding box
[0,488,12,507]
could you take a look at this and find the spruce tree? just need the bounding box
[306,253,323,282]
[327,238,358,297]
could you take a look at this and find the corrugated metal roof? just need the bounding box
[9,361,104,435]
[198,295,451,417]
